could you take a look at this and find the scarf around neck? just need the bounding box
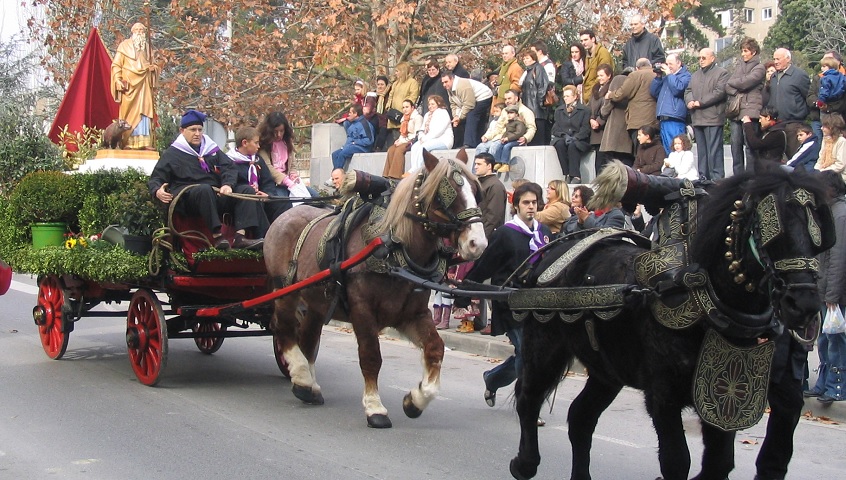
[171,134,220,173]
[228,149,259,190]
[504,216,547,263]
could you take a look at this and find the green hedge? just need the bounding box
[6,242,148,283]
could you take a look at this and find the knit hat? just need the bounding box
[180,109,206,128]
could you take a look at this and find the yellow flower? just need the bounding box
[64,238,77,249]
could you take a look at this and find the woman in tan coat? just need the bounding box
[385,62,420,143]
[535,179,572,235]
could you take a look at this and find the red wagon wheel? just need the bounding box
[33,275,70,359]
[126,289,168,386]
[272,332,291,379]
[192,321,226,354]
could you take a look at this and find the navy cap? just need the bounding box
[181,109,207,128]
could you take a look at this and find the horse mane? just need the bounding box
[690,168,829,269]
[376,158,475,245]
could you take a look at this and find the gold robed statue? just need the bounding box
[110,22,158,150]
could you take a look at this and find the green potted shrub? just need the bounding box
[9,171,80,248]
[116,180,165,254]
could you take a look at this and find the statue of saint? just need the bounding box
[110,22,158,150]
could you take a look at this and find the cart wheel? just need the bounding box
[272,332,291,379]
[192,321,226,354]
[33,275,70,359]
[126,289,168,386]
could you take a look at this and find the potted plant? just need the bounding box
[9,171,80,248]
[116,180,165,254]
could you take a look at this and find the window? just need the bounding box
[763,8,773,20]
[744,8,753,23]
[718,10,732,29]
[715,37,733,53]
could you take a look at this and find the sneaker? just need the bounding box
[818,394,836,404]
[569,176,581,184]
[483,371,496,407]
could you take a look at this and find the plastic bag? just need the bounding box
[822,304,846,334]
[288,181,312,208]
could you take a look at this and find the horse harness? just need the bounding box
[508,180,833,431]
[280,163,480,321]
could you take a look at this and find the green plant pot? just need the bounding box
[31,222,67,249]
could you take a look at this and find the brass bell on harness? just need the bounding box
[724,251,734,260]
[728,260,741,272]
[734,200,743,209]
[725,237,733,246]
[746,283,756,292]
[734,273,746,284]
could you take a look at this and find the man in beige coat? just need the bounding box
[606,58,658,154]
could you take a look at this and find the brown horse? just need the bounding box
[263,152,487,428]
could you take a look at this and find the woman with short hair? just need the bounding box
[726,37,766,175]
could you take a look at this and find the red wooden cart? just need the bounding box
[30,220,384,386]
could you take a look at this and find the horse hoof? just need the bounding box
[292,384,324,405]
[509,458,536,480]
[402,392,423,418]
[366,414,393,429]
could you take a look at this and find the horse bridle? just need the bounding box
[405,160,483,238]
[726,189,826,345]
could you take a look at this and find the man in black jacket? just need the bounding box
[768,48,811,157]
[456,183,552,408]
[148,110,265,250]
[622,14,666,70]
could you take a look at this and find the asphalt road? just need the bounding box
[1,274,844,479]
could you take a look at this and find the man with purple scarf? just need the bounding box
[455,183,551,416]
[148,109,265,250]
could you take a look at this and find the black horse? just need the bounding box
[508,166,833,480]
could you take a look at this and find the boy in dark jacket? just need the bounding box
[495,105,527,169]
[785,125,821,172]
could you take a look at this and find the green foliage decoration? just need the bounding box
[75,168,160,236]
[8,171,81,229]
[7,241,148,283]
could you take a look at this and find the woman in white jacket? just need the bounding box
[382,99,423,178]
[408,95,454,173]
[663,133,698,181]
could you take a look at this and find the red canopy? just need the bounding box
[48,27,120,150]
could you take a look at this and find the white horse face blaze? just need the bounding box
[456,180,487,261]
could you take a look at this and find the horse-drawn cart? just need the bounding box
[31,231,384,386]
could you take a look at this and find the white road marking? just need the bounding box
[10,280,38,295]
[552,426,646,448]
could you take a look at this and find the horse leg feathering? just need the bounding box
[397,310,446,419]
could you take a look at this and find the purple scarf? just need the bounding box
[504,217,547,263]
[228,149,259,191]
[171,134,220,173]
